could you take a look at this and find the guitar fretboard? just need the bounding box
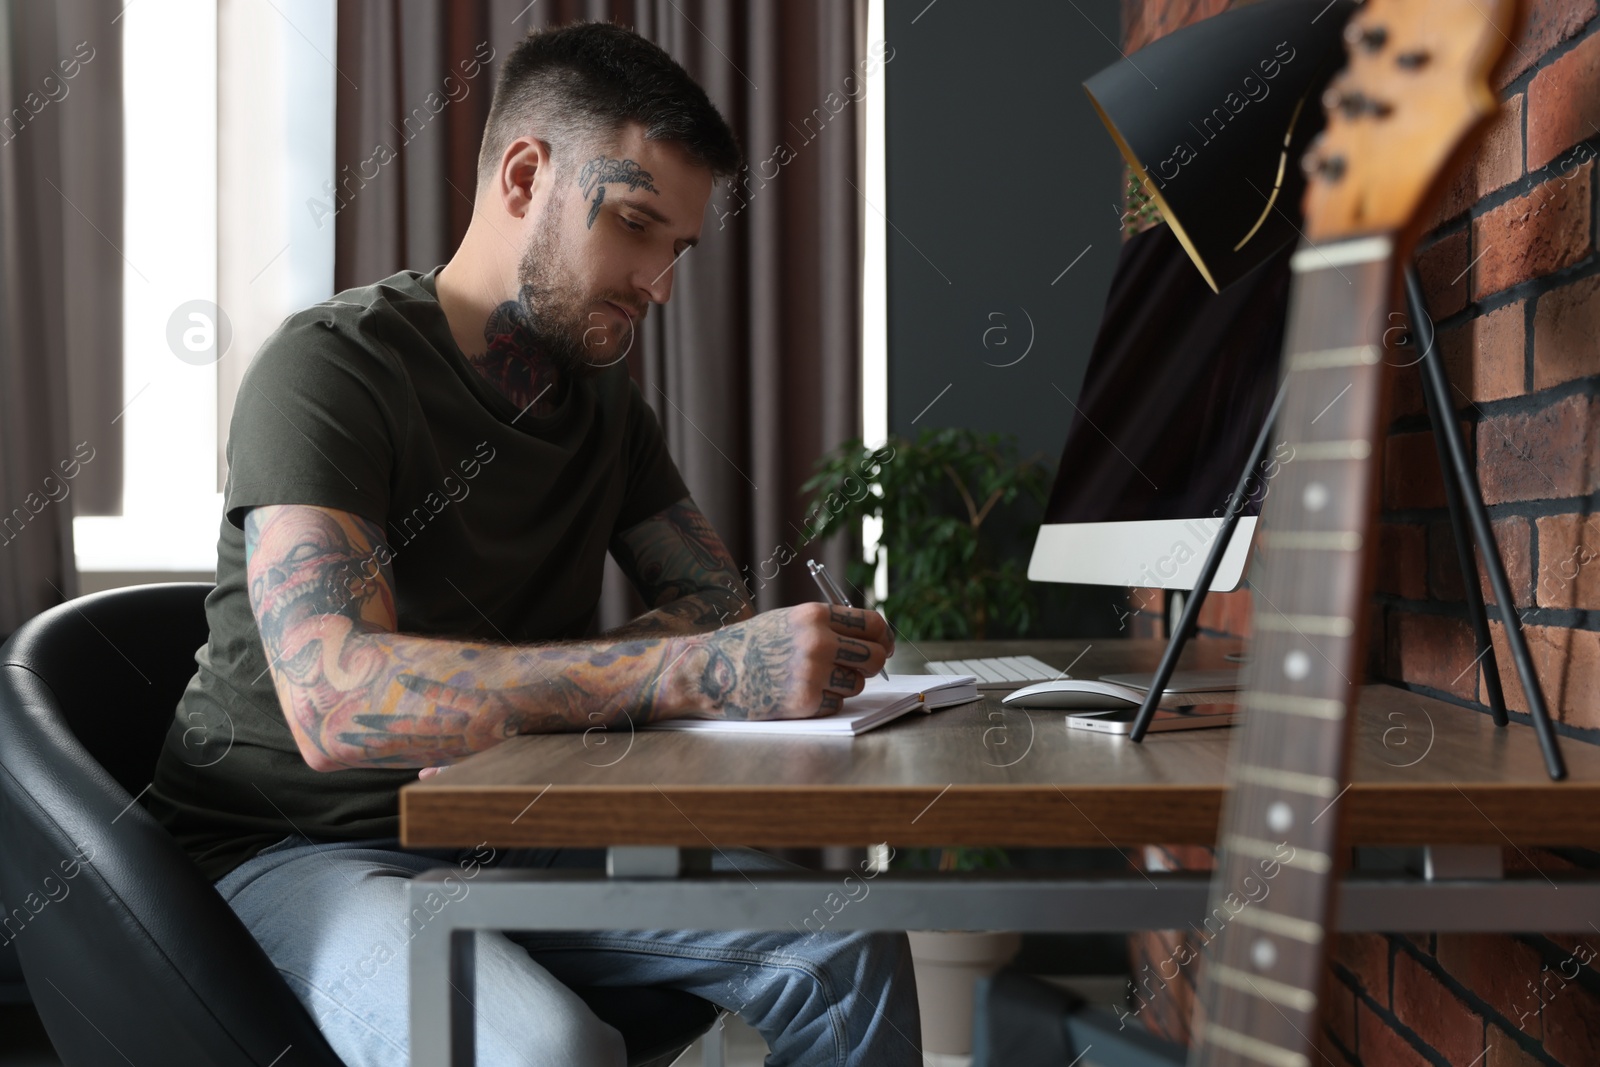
[1192,237,1395,1067]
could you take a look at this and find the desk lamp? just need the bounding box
[1084,0,1356,292]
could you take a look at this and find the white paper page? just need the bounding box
[648,674,978,735]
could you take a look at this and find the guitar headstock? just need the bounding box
[1300,0,1518,243]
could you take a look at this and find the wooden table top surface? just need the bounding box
[400,638,1600,849]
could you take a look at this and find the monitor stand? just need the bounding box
[1125,265,1565,783]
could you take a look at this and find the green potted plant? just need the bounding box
[799,426,1054,641]
[802,427,1053,1056]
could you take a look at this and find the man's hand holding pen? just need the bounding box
[807,559,893,682]
[670,602,895,721]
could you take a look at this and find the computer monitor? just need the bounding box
[1027,221,1294,591]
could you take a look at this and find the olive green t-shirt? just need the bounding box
[145,266,690,882]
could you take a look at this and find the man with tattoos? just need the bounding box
[145,20,919,1067]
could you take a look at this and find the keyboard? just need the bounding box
[921,654,1061,687]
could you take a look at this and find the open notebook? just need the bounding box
[646,673,981,736]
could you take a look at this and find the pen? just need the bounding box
[806,559,891,681]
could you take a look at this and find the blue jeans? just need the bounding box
[214,835,921,1066]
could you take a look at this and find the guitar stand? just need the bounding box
[1127,264,1567,782]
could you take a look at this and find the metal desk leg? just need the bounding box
[411,914,476,1066]
[1424,845,1503,881]
[601,848,727,1064]
[607,845,683,878]
[701,1012,728,1067]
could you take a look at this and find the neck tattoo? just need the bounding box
[467,285,566,421]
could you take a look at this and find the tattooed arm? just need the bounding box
[604,496,753,638]
[245,503,891,771]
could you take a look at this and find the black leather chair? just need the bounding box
[0,582,718,1066]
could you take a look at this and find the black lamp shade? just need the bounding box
[1085,0,1357,292]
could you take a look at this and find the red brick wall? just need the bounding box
[1120,2,1600,1063]
[1397,3,1600,718]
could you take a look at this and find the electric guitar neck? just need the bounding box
[1190,3,1519,1064]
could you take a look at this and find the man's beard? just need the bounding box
[514,195,636,380]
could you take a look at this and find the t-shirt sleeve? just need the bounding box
[613,376,692,532]
[222,314,403,531]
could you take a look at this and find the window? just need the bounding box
[74,0,334,579]
[862,0,888,603]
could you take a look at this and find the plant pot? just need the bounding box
[907,929,1023,1055]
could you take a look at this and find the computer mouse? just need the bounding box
[999,679,1145,710]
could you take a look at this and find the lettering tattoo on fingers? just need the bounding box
[834,637,871,664]
[830,666,860,690]
[829,606,866,631]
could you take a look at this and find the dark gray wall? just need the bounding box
[885,0,1127,465]
[884,0,1132,638]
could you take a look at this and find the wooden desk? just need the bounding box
[402,638,1600,850]
[401,639,1600,1067]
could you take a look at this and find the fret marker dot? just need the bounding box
[1252,938,1277,970]
[1267,801,1294,833]
[1303,482,1329,511]
[1284,650,1311,680]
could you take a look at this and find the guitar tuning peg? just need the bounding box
[1301,152,1348,182]
[1323,88,1361,116]
[1321,87,1394,119]
[1344,22,1388,52]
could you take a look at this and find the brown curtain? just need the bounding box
[333,0,865,629]
[0,0,123,636]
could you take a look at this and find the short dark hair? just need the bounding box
[475,21,743,195]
